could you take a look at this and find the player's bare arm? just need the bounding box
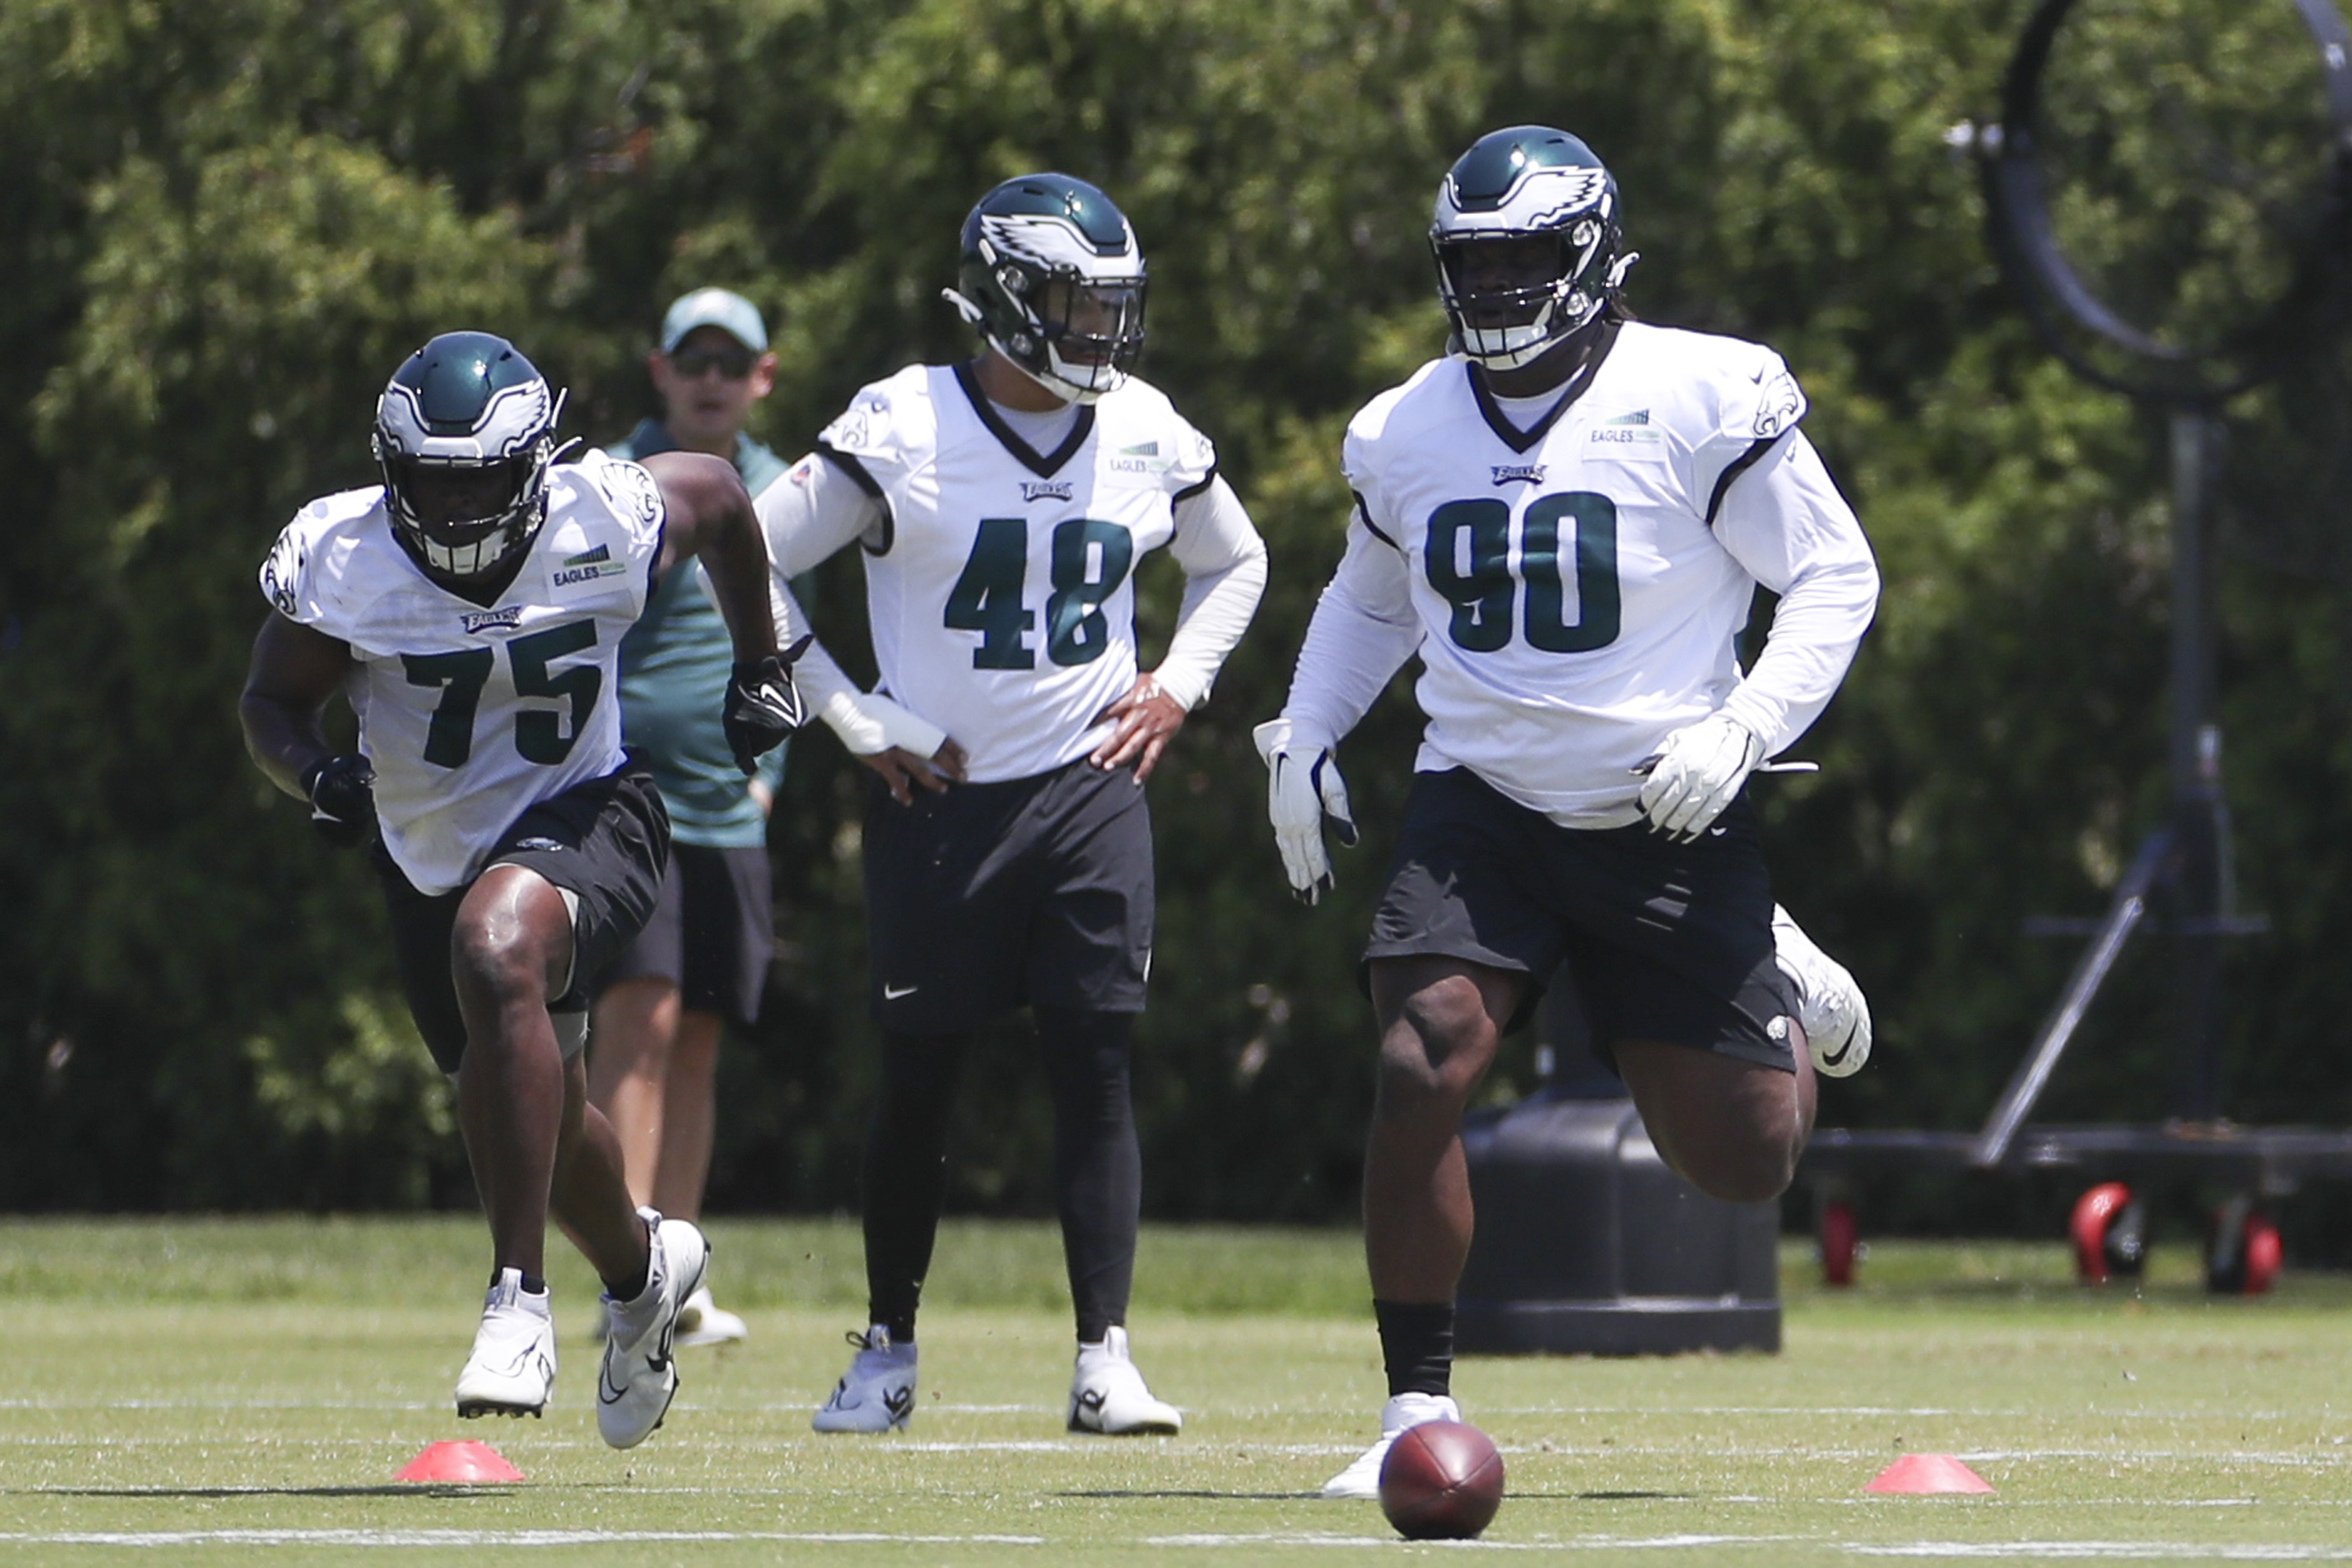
[640,450,779,663]
[639,449,806,771]
[239,613,377,846]
[239,612,355,798]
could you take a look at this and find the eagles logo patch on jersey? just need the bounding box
[1752,368,1805,441]
[262,526,306,617]
[592,457,666,531]
[820,392,893,456]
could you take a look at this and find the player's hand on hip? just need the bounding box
[859,737,968,807]
[1636,711,1764,842]
[1252,719,1357,906]
[723,634,813,774]
[1090,674,1186,783]
[300,753,377,848]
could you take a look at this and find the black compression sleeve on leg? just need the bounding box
[1035,1005,1141,1345]
[1373,1298,1455,1398]
[862,1028,971,1343]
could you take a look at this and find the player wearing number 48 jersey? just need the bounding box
[757,172,1266,1437]
[239,331,804,1446]
[1255,127,1879,1498]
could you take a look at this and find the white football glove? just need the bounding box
[1252,719,1357,906]
[1636,711,1765,842]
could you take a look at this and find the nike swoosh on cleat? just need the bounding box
[883,984,918,1000]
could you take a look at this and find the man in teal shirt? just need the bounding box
[590,288,789,1346]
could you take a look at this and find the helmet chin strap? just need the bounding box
[941,287,988,327]
[1011,348,1096,405]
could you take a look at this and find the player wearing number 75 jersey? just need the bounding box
[755,173,1265,1438]
[1256,128,1881,1498]
[238,331,804,1446]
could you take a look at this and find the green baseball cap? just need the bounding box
[659,288,769,355]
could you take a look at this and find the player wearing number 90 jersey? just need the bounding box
[1258,127,1879,1500]
[1324,317,1879,826]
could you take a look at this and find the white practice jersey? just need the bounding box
[1316,319,1879,828]
[809,363,1219,782]
[259,450,666,894]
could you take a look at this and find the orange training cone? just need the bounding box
[1866,1453,1993,1494]
[394,1440,525,1483]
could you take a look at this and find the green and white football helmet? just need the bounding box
[944,172,1148,404]
[1431,126,1638,370]
[372,330,566,580]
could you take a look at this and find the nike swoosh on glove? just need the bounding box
[301,754,377,848]
[1636,711,1764,842]
[1252,719,1357,906]
[723,635,812,774]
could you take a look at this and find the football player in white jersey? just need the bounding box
[238,331,801,1445]
[1254,128,1882,1496]
[756,173,1267,1436]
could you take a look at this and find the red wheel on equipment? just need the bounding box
[2070,1182,2145,1285]
[2206,1198,2282,1296]
[1819,1200,1859,1287]
[2244,1215,2283,1295]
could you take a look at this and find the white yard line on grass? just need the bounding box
[1850,1546,2352,1560]
[0,1531,1050,1548]
[0,1399,436,1411]
[1149,1534,1795,1550]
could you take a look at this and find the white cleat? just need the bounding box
[1322,1392,1460,1498]
[596,1208,708,1449]
[676,1283,749,1348]
[812,1324,916,1433]
[1774,904,1873,1078]
[455,1268,557,1419]
[1068,1325,1182,1435]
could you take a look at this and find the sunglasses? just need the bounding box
[668,345,759,380]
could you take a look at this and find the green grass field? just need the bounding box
[4,1217,2351,1565]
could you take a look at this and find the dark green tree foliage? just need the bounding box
[7,0,2352,1232]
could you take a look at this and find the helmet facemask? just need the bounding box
[945,174,1149,404]
[371,333,565,582]
[1430,127,1636,371]
[1435,219,1621,370]
[374,436,559,580]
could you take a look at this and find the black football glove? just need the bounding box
[723,635,812,774]
[300,753,377,848]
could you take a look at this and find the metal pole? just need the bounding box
[2168,410,2212,797]
[1973,827,2172,1167]
[2168,408,2228,1121]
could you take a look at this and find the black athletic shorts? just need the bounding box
[861,757,1153,1033]
[376,760,670,1075]
[1363,767,1799,1072]
[602,840,773,1026]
